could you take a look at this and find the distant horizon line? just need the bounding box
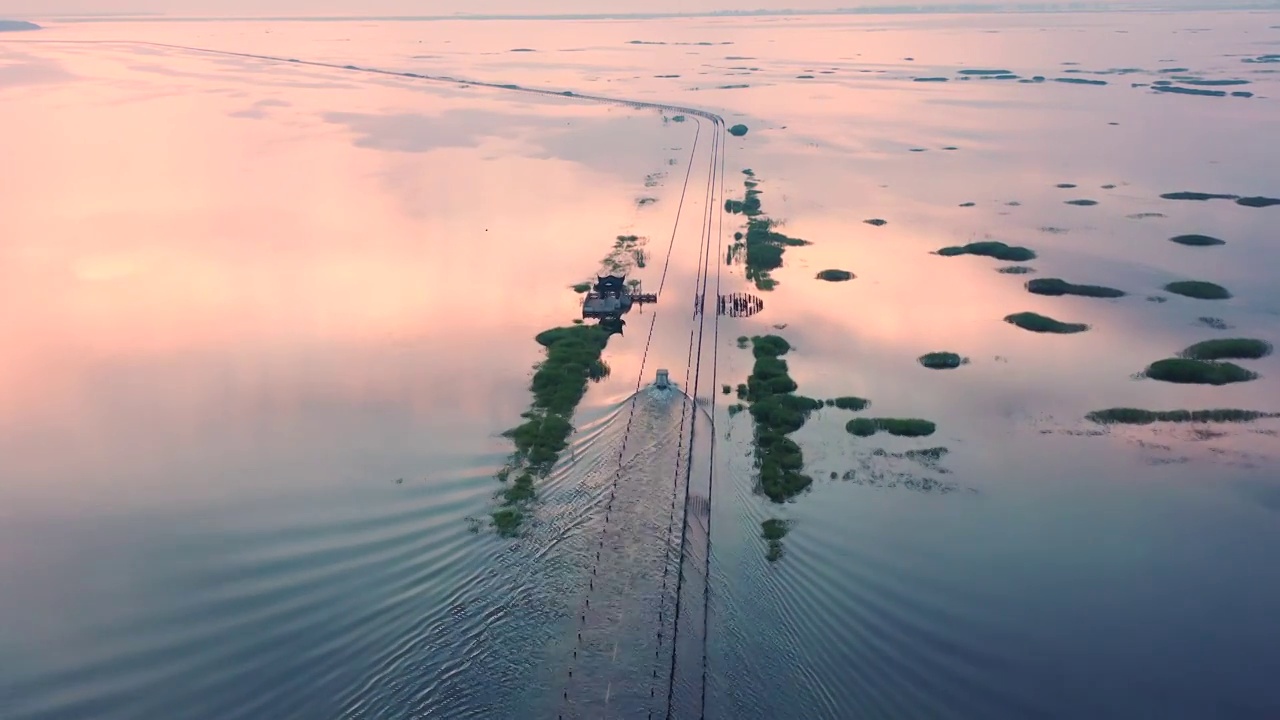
[19,1,1280,24]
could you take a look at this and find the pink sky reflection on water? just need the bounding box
[0,43,702,515]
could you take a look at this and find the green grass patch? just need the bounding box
[1145,358,1257,385]
[846,418,937,437]
[743,335,816,502]
[1004,312,1089,334]
[1087,408,1277,424]
[1164,281,1231,300]
[491,507,524,537]
[1025,278,1126,298]
[726,177,810,290]
[816,269,854,281]
[493,323,614,535]
[1180,338,1272,360]
[761,519,790,562]
[831,396,870,411]
[937,241,1036,262]
[918,351,966,369]
[1169,234,1226,246]
[761,518,790,541]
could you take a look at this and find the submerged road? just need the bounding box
[5,37,728,720]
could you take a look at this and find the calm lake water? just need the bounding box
[3,10,1280,720]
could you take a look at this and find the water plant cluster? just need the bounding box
[761,519,790,562]
[493,324,613,535]
[1138,337,1271,386]
[725,171,809,290]
[918,352,967,369]
[741,335,823,503]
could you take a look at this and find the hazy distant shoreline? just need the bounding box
[26,1,1280,25]
[0,20,42,31]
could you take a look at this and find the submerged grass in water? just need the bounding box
[937,241,1036,262]
[1004,312,1089,334]
[743,335,821,502]
[1144,358,1257,385]
[761,519,791,562]
[1087,408,1278,424]
[494,323,613,534]
[918,352,967,369]
[1164,281,1231,300]
[815,269,854,281]
[846,418,937,437]
[1025,278,1126,298]
[1180,338,1272,360]
[727,175,810,290]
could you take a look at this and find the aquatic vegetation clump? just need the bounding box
[1164,281,1231,300]
[1154,86,1225,97]
[728,177,809,290]
[1004,312,1089,334]
[1180,338,1272,360]
[1144,358,1257,385]
[997,265,1035,274]
[1025,278,1126,298]
[815,269,854,282]
[1086,408,1277,425]
[918,352,967,369]
[1160,191,1238,201]
[846,418,937,437]
[745,335,819,502]
[937,241,1036,262]
[728,123,750,137]
[830,396,870,411]
[494,324,614,533]
[1197,317,1232,330]
[914,77,949,82]
[864,218,888,226]
[1065,199,1098,206]
[1169,234,1225,246]
[1055,77,1108,85]
[960,68,1014,75]
[1237,196,1280,208]
[761,519,790,562]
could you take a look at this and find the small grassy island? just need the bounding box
[1160,191,1238,201]
[1025,278,1126,298]
[815,269,854,282]
[761,519,790,562]
[1088,408,1277,424]
[1164,281,1232,300]
[937,241,1036,262]
[997,265,1035,275]
[1169,234,1226,246]
[1065,198,1099,206]
[864,218,888,226]
[728,123,750,137]
[918,352,967,369]
[846,417,937,437]
[742,335,823,502]
[725,173,810,290]
[1180,338,1273,360]
[493,323,612,535]
[1004,312,1089,334]
[1144,358,1257,385]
